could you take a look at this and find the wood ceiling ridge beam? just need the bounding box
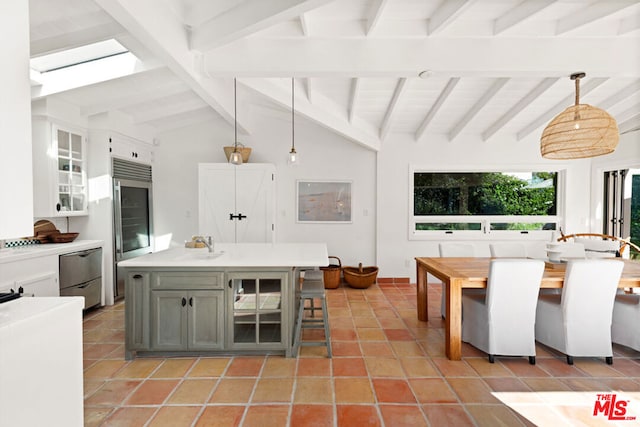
[556,0,639,35]
[428,0,476,35]
[515,77,608,141]
[448,78,508,142]
[415,77,460,142]
[95,0,249,134]
[482,77,558,142]
[380,78,409,141]
[493,0,556,35]
[349,78,360,123]
[366,0,390,36]
[189,0,333,51]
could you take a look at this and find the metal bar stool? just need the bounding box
[292,270,332,357]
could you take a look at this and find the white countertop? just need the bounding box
[0,296,84,329]
[0,240,104,263]
[118,243,329,268]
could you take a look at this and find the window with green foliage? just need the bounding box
[411,171,561,237]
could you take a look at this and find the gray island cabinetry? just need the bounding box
[120,243,328,359]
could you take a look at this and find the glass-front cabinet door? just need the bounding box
[54,125,87,215]
[227,272,288,351]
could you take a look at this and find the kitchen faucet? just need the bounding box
[194,236,214,253]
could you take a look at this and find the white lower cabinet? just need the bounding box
[0,255,59,296]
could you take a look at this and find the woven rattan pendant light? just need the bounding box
[540,72,619,159]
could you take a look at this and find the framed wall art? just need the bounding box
[296,180,352,223]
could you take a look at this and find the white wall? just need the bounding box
[376,132,604,281]
[0,2,33,239]
[154,108,377,268]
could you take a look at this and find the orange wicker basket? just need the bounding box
[320,256,341,289]
[343,263,378,289]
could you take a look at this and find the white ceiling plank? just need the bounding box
[81,79,189,116]
[556,0,638,35]
[349,78,360,123]
[516,78,609,141]
[615,104,640,123]
[618,12,640,34]
[448,78,508,141]
[203,38,640,78]
[598,80,640,109]
[428,0,476,35]
[618,113,640,134]
[132,97,207,124]
[95,0,248,133]
[493,0,556,35]
[242,78,380,151]
[189,0,333,51]
[380,78,409,141]
[482,77,558,141]
[415,77,460,141]
[366,0,390,36]
[30,22,125,57]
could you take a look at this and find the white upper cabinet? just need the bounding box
[32,119,88,217]
[109,134,153,165]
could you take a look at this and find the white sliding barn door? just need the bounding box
[198,163,275,243]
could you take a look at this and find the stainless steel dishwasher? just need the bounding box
[59,247,102,310]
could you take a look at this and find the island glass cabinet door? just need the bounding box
[227,272,289,350]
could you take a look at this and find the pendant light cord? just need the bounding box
[574,76,580,106]
[234,77,238,152]
[291,77,295,152]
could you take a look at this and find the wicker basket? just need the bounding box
[320,256,341,289]
[223,146,252,162]
[343,263,378,289]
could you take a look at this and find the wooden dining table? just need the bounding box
[415,257,640,361]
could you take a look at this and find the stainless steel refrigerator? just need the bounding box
[113,158,153,300]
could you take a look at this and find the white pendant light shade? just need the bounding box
[229,150,243,165]
[540,72,619,160]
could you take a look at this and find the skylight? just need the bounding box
[30,39,128,73]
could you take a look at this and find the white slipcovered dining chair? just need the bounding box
[462,259,545,364]
[574,238,620,258]
[438,243,476,319]
[611,293,640,352]
[535,259,624,365]
[490,242,527,258]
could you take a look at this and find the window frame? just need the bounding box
[408,165,565,241]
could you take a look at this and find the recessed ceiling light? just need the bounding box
[418,70,433,79]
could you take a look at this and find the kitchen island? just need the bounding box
[118,243,328,359]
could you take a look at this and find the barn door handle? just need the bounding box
[229,213,247,221]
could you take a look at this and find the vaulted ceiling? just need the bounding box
[29,0,640,151]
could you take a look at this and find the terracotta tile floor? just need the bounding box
[83,282,640,426]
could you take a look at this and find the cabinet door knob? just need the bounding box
[189,297,193,306]
[181,297,187,307]
[56,203,61,212]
